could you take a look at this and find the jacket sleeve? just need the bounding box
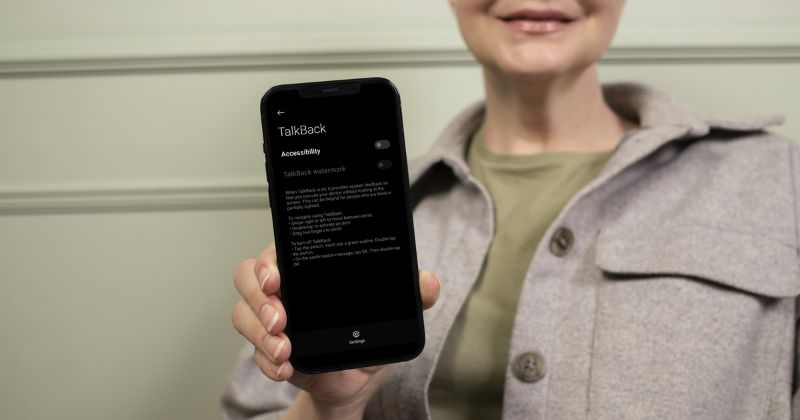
[220,343,299,420]
[791,142,800,420]
[793,298,800,420]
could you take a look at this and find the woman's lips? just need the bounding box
[499,10,576,34]
[502,18,572,34]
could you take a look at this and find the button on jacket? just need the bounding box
[221,82,800,420]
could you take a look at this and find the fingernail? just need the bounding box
[259,266,271,291]
[267,311,279,333]
[273,339,285,360]
[260,303,275,327]
[275,362,286,378]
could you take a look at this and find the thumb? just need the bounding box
[419,270,441,310]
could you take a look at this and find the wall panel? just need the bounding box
[0,1,798,419]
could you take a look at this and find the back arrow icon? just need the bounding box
[277,110,285,115]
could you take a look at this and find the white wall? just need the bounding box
[1,1,798,419]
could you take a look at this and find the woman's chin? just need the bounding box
[481,46,594,80]
[488,59,575,80]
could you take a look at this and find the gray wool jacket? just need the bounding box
[221,82,800,420]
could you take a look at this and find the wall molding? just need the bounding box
[0,183,269,215]
[1,45,799,76]
[2,42,798,215]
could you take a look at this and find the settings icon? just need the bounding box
[352,330,360,338]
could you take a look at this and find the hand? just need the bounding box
[232,242,441,419]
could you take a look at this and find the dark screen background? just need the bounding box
[262,80,418,335]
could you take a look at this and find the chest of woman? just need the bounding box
[367,132,799,420]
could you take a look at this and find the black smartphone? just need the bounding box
[259,77,425,373]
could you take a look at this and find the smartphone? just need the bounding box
[259,77,425,373]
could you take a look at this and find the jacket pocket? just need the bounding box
[595,223,800,298]
[588,223,798,420]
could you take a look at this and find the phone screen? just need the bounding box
[260,78,424,372]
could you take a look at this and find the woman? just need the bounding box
[223,0,800,419]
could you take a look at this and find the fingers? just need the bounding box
[232,299,294,379]
[260,296,288,334]
[254,345,295,382]
[232,246,294,385]
[264,330,292,362]
[255,243,281,296]
[231,299,270,356]
[233,258,287,334]
[419,270,441,310]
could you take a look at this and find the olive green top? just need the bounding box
[428,124,614,420]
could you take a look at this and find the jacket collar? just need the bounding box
[408,82,783,187]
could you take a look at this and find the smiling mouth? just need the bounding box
[499,9,577,34]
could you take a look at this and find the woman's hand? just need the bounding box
[232,242,441,420]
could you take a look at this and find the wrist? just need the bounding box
[284,390,365,420]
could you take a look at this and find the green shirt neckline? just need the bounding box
[473,124,616,170]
